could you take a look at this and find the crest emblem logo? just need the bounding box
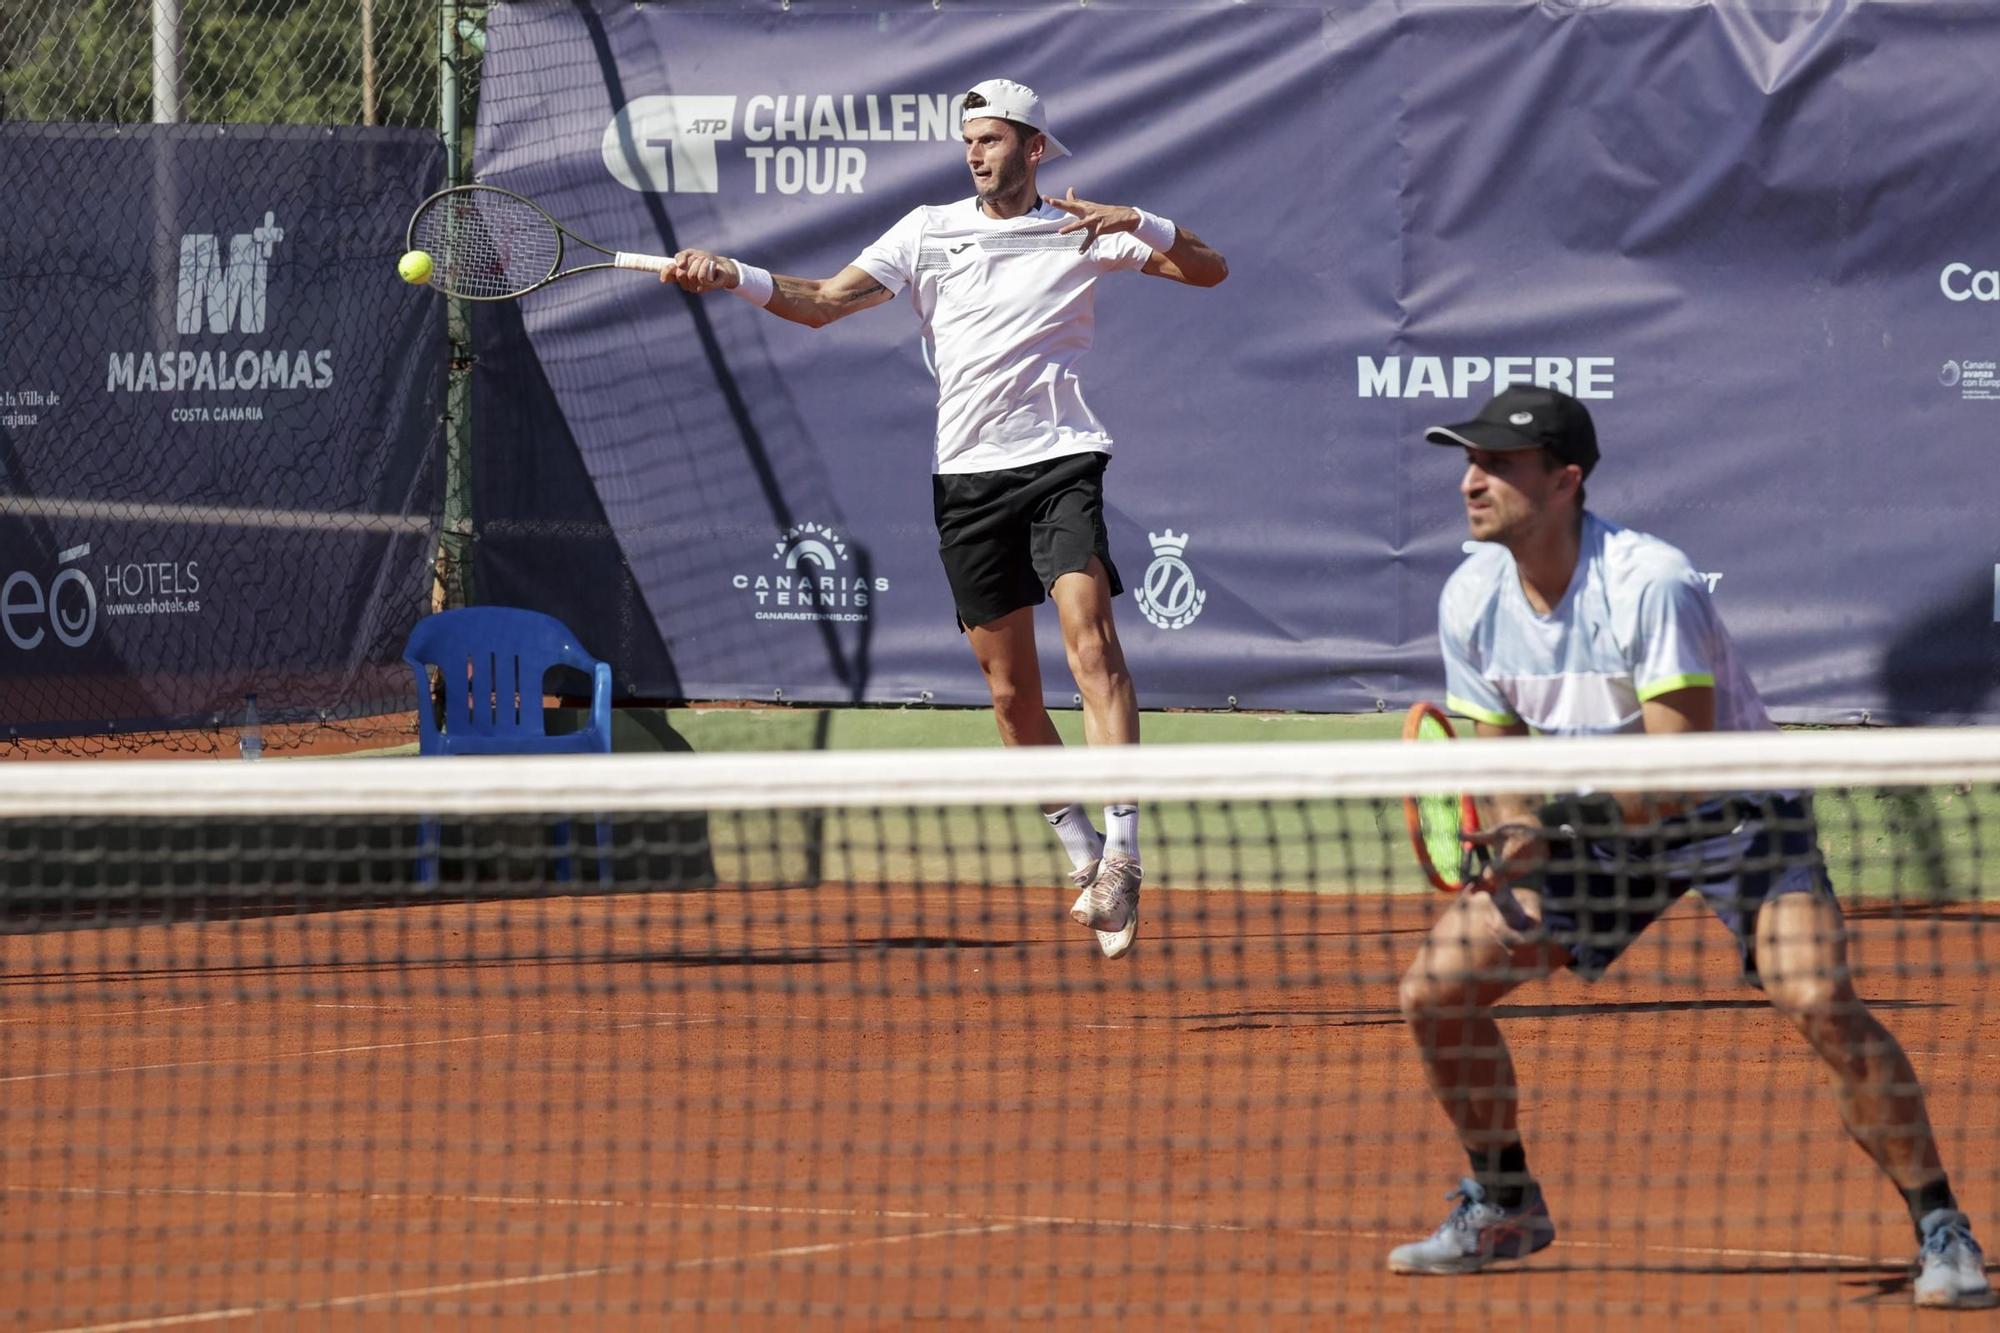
[1135,529,1206,631]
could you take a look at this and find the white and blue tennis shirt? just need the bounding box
[1439,513,1774,736]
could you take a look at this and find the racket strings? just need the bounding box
[410,190,559,299]
[1415,791,1468,882]
[1404,703,1483,891]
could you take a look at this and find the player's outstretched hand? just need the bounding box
[667,248,734,294]
[1042,187,1139,252]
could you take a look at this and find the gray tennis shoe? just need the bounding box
[1914,1209,1997,1309]
[1388,1178,1556,1275]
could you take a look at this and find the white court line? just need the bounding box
[4,1181,1888,1269]
[0,1015,704,1085]
[39,1305,262,1332]
[39,1222,1015,1333]
[309,1005,719,1024]
[0,1005,210,1027]
[566,1011,722,1024]
[0,1029,539,1085]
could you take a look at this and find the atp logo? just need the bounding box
[177,211,284,334]
[604,91,962,196]
[603,96,739,193]
[1135,530,1207,631]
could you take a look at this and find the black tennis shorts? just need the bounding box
[1539,794,1835,985]
[931,452,1123,630]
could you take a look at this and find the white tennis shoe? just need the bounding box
[1072,854,1140,928]
[1067,858,1100,921]
[1093,905,1139,960]
[1067,857,1140,959]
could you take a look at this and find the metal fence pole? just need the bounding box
[149,0,184,344]
[362,0,377,127]
[436,0,476,608]
[150,0,183,124]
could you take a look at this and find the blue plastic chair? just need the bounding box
[403,607,614,883]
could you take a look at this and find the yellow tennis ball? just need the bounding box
[398,250,434,285]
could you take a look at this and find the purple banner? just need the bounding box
[0,126,444,736]
[472,2,2000,724]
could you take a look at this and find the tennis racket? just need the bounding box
[1401,701,1489,893]
[405,184,677,301]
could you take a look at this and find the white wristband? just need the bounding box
[1131,208,1177,254]
[729,261,774,308]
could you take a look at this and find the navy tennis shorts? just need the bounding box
[1538,794,1836,984]
[932,452,1122,630]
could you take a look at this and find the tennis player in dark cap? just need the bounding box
[1387,386,1992,1309]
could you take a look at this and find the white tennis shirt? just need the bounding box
[1439,513,1774,736]
[851,197,1155,475]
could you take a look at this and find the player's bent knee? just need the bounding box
[1398,962,1481,1025]
[1765,974,1854,1027]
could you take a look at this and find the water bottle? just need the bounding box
[239,692,263,761]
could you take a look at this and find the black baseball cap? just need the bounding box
[1423,385,1599,477]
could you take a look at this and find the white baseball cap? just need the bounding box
[960,78,1069,160]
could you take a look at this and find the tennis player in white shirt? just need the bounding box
[665,79,1227,960]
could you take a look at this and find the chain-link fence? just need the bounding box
[0,0,447,128]
[2,3,477,758]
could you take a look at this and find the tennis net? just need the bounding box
[5,728,1998,1329]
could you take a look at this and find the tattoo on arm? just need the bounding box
[765,273,888,328]
[771,275,886,306]
[833,277,888,308]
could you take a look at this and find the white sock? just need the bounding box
[1046,804,1104,871]
[1104,805,1140,861]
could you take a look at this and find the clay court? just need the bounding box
[6,879,1994,1331]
